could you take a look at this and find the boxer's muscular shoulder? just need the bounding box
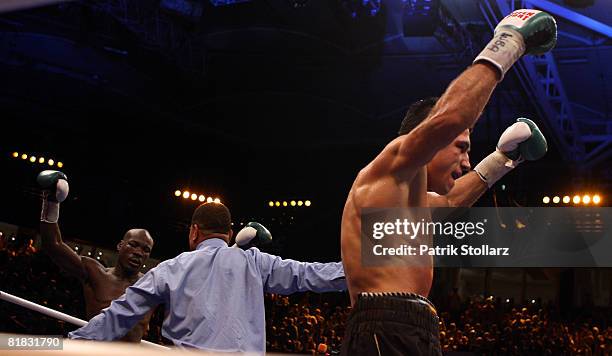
[81,256,105,271]
[80,256,107,283]
[363,138,420,183]
[356,149,413,189]
[351,170,405,208]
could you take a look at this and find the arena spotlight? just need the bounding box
[542,196,550,204]
[282,201,288,207]
[207,197,213,203]
[214,198,221,203]
[11,152,18,158]
[593,195,601,205]
[275,201,280,207]
[29,156,36,163]
[38,157,45,164]
[552,196,560,204]
[582,195,591,205]
[183,191,190,199]
[305,200,311,207]
[298,201,303,206]
[563,196,570,204]
[57,162,64,168]
[174,190,182,197]
[268,201,274,207]
[48,159,55,166]
[573,195,581,204]
[21,153,27,160]
[198,195,205,202]
[290,201,296,207]
[191,193,197,201]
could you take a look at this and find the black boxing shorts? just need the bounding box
[340,292,441,356]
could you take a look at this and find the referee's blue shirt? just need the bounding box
[68,238,346,353]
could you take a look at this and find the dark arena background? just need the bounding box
[1,0,611,355]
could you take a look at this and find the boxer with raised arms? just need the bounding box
[340,9,556,355]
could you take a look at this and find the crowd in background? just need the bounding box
[436,295,612,355]
[1,240,612,355]
[265,293,350,354]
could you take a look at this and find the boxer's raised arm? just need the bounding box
[40,223,88,281]
[377,10,557,178]
[383,64,499,178]
[38,170,88,282]
[428,117,548,207]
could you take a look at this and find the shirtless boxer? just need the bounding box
[340,9,556,355]
[37,170,154,342]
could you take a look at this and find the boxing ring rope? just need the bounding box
[0,290,168,349]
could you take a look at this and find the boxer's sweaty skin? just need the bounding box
[40,223,154,342]
[341,63,498,305]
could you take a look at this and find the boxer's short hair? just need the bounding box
[398,97,439,135]
[191,202,232,233]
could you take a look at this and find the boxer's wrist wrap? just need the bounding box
[474,28,526,81]
[41,199,60,224]
[474,149,520,188]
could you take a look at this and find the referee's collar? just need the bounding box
[196,238,228,250]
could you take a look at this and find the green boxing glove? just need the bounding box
[474,9,557,80]
[474,118,547,187]
[502,118,548,161]
[37,170,69,223]
[233,222,273,250]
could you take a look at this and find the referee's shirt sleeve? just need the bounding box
[253,249,346,294]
